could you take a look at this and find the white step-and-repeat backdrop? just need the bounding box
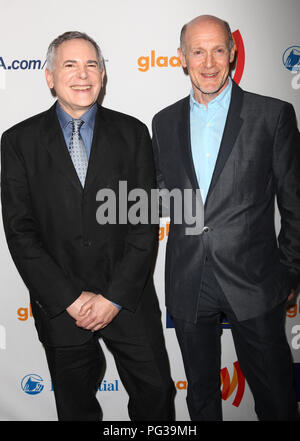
[0,0,299,421]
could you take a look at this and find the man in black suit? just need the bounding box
[152,15,300,420]
[1,31,175,421]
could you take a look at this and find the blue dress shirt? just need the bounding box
[190,77,232,203]
[56,102,122,310]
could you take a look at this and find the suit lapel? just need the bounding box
[205,81,244,204]
[84,105,112,193]
[42,103,83,192]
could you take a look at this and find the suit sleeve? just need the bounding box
[103,123,158,312]
[1,131,82,318]
[273,102,300,290]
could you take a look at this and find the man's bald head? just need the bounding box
[180,15,234,55]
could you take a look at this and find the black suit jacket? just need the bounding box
[1,103,157,346]
[152,81,300,322]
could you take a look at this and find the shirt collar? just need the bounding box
[56,101,98,129]
[190,76,232,111]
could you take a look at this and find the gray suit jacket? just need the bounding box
[152,81,300,322]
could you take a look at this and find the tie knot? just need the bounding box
[71,119,84,133]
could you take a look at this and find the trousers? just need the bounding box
[44,299,175,421]
[173,265,299,421]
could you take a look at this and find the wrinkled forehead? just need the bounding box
[184,19,229,48]
[55,38,99,62]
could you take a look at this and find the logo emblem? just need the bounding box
[220,361,245,407]
[232,30,245,85]
[21,374,44,395]
[282,46,300,72]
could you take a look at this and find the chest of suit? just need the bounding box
[158,100,274,216]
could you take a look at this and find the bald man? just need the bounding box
[152,15,300,420]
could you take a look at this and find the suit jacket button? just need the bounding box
[203,226,210,233]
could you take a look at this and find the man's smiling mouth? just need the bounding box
[71,85,92,90]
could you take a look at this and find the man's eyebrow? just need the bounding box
[191,44,227,50]
[63,59,77,65]
[62,59,99,64]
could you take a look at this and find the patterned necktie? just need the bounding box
[69,119,88,187]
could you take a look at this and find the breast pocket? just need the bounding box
[233,160,271,205]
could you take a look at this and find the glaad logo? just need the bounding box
[220,361,245,407]
[21,374,44,395]
[136,29,245,85]
[0,325,6,350]
[137,50,181,72]
[17,304,33,321]
[282,46,300,90]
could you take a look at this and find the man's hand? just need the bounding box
[76,294,120,331]
[66,291,97,321]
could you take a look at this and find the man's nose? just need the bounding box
[77,65,88,79]
[204,52,214,68]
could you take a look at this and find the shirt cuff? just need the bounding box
[110,301,122,310]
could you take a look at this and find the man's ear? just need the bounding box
[229,43,236,64]
[177,48,187,69]
[45,68,54,90]
[100,68,105,85]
